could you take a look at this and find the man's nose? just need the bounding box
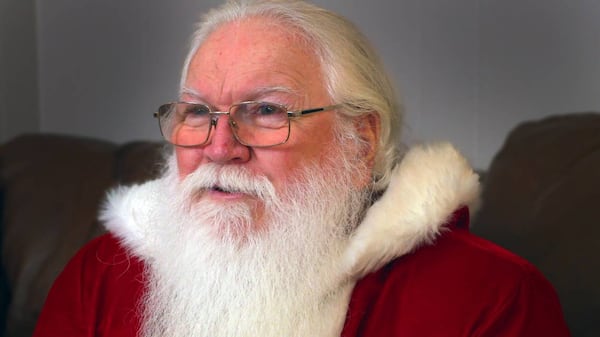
[203,115,250,164]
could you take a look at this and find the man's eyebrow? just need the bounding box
[179,87,204,101]
[179,86,302,102]
[249,86,302,98]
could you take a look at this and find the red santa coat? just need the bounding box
[33,143,570,336]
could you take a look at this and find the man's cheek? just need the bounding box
[176,149,203,179]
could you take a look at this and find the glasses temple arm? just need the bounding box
[292,104,344,117]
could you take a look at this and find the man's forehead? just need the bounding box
[196,18,307,60]
[183,17,328,109]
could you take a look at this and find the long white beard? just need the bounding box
[140,149,370,337]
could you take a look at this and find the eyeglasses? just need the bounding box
[154,101,342,147]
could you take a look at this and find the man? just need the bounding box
[33,0,570,336]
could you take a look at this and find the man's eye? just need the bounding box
[180,104,210,126]
[185,105,210,116]
[256,103,282,115]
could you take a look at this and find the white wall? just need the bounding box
[3,0,600,169]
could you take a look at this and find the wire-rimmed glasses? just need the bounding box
[154,101,342,147]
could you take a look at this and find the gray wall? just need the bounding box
[1,0,599,169]
[0,0,39,141]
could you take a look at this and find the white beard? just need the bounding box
[140,148,370,337]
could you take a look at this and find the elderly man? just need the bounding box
[33,0,570,336]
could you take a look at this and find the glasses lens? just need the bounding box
[230,102,290,146]
[158,103,211,146]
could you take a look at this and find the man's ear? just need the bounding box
[354,112,380,186]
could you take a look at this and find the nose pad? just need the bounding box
[209,114,236,129]
[207,114,240,145]
[227,118,244,145]
[228,118,239,132]
[203,114,250,163]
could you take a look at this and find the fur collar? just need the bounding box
[101,142,479,279]
[343,142,479,278]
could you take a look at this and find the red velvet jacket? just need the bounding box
[33,144,570,336]
[33,219,569,336]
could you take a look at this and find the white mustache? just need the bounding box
[179,163,277,202]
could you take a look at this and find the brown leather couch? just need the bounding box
[0,134,164,337]
[1,113,599,336]
[472,113,600,337]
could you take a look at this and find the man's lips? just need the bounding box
[204,185,250,199]
[210,185,227,193]
[209,185,241,194]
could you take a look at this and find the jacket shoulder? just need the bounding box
[33,233,144,337]
[344,228,571,336]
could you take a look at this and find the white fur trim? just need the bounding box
[100,142,480,279]
[100,180,166,258]
[343,142,480,278]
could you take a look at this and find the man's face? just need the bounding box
[175,18,346,225]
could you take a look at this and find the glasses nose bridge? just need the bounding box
[208,110,240,143]
[209,110,232,127]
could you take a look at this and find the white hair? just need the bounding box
[180,0,403,191]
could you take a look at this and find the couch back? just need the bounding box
[472,113,600,337]
[0,134,164,337]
